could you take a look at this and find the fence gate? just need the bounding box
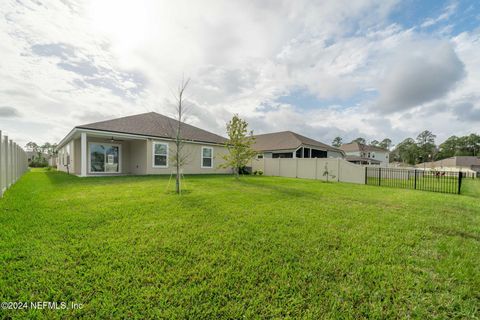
[365,167,462,194]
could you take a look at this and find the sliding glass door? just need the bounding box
[105,146,119,172]
[89,143,120,173]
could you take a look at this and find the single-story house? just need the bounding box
[56,112,231,176]
[415,156,480,176]
[340,142,389,166]
[252,131,344,159]
[26,151,49,164]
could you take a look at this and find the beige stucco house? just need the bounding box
[415,156,480,176]
[251,131,344,160]
[340,142,389,166]
[56,112,231,176]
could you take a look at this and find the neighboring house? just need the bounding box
[56,112,231,176]
[48,155,58,167]
[252,131,344,159]
[26,151,49,164]
[26,151,35,163]
[340,142,389,166]
[415,156,480,175]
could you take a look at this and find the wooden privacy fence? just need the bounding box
[0,130,29,197]
[251,158,365,184]
[365,167,462,194]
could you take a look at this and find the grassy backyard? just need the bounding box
[1,169,479,319]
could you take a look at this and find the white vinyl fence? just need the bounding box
[251,158,365,184]
[0,130,29,197]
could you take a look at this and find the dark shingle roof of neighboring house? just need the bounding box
[252,131,342,153]
[340,142,388,153]
[76,112,228,145]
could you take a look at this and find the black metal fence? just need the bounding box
[365,167,463,194]
[461,171,478,179]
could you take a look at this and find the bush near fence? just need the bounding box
[0,130,29,197]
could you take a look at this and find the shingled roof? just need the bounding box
[77,112,227,145]
[252,131,342,153]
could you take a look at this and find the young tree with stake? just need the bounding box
[171,78,190,194]
[221,115,256,179]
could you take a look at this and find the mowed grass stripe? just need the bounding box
[0,169,479,319]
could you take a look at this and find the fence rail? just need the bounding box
[365,167,462,194]
[0,130,29,197]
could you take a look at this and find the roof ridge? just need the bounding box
[78,111,157,128]
[74,111,227,144]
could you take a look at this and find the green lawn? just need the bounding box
[1,169,479,319]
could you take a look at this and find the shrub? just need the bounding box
[29,156,48,168]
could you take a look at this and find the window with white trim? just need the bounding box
[201,147,213,168]
[153,142,168,167]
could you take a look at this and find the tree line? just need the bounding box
[393,132,480,165]
[331,131,480,165]
[331,136,392,149]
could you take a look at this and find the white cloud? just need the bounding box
[375,39,465,113]
[421,1,458,28]
[0,0,479,149]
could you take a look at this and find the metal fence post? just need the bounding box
[414,169,417,190]
[364,167,367,185]
[378,167,381,186]
[458,171,462,194]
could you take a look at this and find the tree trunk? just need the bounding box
[176,162,180,194]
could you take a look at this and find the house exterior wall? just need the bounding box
[145,139,231,174]
[344,150,361,157]
[59,135,231,176]
[129,139,147,175]
[74,138,80,175]
[455,156,480,167]
[435,157,480,168]
[373,152,389,166]
[344,150,389,166]
[57,140,75,174]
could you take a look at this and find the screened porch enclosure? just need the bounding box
[271,146,328,159]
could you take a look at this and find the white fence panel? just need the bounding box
[0,130,29,197]
[256,157,365,184]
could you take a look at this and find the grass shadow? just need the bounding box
[431,226,480,242]
[236,177,322,199]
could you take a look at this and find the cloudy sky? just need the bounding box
[1,0,479,148]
